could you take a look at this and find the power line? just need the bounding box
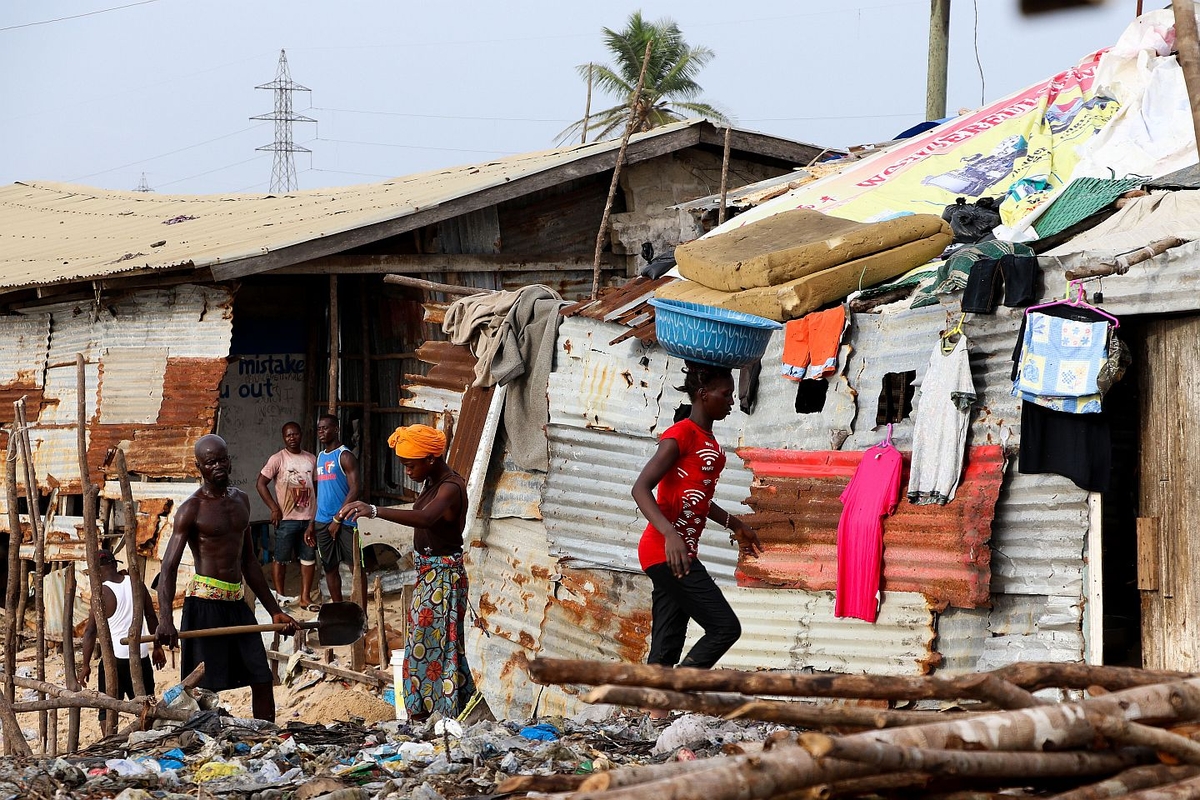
[315,136,515,156]
[311,106,570,124]
[155,154,269,189]
[309,167,399,181]
[0,0,160,32]
[69,123,268,181]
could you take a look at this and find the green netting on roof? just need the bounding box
[1032,176,1144,238]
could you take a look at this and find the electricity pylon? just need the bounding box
[252,49,315,193]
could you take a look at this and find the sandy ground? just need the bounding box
[12,570,408,753]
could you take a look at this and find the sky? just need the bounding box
[0,0,1144,195]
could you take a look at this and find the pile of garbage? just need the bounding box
[0,707,783,800]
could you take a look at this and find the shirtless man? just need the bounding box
[157,434,298,721]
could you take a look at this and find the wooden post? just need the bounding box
[2,430,21,753]
[718,125,733,226]
[14,399,47,752]
[77,355,118,735]
[374,575,387,670]
[349,528,366,671]
[927,0,951,120]
[591,38,654,300]
[1173,0,1200,157]
[113,449,145,700]
[328,274,339,415]
[360,281,372,512]
[61,561,80,752]
[0,689,31,758]
[381,274,490,297]
[582,63,593,145]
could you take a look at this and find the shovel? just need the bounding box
[123,601,367,647]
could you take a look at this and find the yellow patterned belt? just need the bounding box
[186,574,245,601]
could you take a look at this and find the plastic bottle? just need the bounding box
[390,648,407,721]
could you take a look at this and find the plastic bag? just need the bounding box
[941,196,1001,244]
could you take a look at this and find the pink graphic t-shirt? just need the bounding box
[260,449,317,521]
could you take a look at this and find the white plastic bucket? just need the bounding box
[390,648,408,721]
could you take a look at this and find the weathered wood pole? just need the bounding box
[374,575,387,670]
[927,0,951,120]
[113,449,146,700]
[77,355,119,735]
[591,38,654,300]
[328,274,338,415]
[1173,0,1200,160]
[718,125,733,226]
[582,63,594,145]
[13,399,47,752]
[61,561,80,752]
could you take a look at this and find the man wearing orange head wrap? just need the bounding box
[340,424,476,720]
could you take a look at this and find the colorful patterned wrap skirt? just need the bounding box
[404,552,476,718]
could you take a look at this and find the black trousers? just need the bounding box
[97,655,154,722]
[961,254,1039,313]
[645,560,741,669]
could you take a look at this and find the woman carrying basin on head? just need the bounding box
[339,424,475,720]
[632,361,763,687]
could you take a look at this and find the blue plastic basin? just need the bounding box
[648,298,782,369]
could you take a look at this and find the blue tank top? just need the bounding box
[315,446,355,526]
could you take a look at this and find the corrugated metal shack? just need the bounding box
[401,184,1200,720]
[0,120,829,634]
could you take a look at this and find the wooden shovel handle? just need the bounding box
[123,619,319,646]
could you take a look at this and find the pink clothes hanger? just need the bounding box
[1026,280,1120,328]
[874,423,894,458]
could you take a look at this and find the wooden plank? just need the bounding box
[1137,517,1161,592]
[269,253,621,275]
[698,127,830,167]
[264,649,384,687]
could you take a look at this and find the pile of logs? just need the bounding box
[529,658,1200,799]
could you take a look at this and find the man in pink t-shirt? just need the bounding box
[256,422,318,609]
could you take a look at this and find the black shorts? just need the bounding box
[97,655,155,722]
[181,596,272,691]
[314,521,357,570]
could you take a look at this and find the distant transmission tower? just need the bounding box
[251,49,314,193]
[133,172,154,192]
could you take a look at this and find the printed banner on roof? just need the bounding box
[723,51,1118,231]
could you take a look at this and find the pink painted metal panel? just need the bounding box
[735,445,1005,609]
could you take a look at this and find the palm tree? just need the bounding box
[558,12,729,144]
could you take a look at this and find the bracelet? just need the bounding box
[369,504,378,519]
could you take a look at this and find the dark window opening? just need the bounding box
[876,371,916,425]
[795,379,829,414]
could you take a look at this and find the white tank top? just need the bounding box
[104,575,150,659]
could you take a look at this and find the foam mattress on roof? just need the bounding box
[675,209,951,293]
[657,234,951,322]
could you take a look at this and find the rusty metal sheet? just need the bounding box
[465,625,593,722]
[538,565,653,666]
[484,451,544,520]
[469,517,556,652]
[0,314,50,425]
[446,385,494,479]
[691,586,935,675]
[549,316,668,437]
[561,276,675,346]
[98,347,168,424]
[736,445,1005,609]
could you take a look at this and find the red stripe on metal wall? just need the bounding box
[734,445,1005,609]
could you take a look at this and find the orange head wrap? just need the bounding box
[388,424,447,459]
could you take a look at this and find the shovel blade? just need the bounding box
[315,601,368,646]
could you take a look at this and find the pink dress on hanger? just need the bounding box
[835,443,903,623]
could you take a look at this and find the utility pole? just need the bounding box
[132,173,153,192]
[927,0,951,120]
[252,49,315,193]
[582,64,594,145]
[1174,0,1200,156]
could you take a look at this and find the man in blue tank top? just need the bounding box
[304,414,361,603]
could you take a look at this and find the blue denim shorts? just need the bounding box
[274,519,315,564]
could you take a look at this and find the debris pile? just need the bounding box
[529,658,1200,799]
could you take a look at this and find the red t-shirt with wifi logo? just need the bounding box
[638,418,727,570]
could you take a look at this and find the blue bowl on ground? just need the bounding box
[648,298,782,369]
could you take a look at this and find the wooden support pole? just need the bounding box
[349,528,366,671]
[0,685,31,758]
[13,398,47,752]
[360,281,372,512]
[8,674,191,722]
[328,274,339,415]
[113,449,145,700]
[61,562,80,752]
[1173,0,1200,159]
[3,430,22,715]
[1065,237,1187,281]
[381,273,490,297]
[927,0,951,120]
[718,125,733,226]
[374,575,386,670]
[591,38,654,300]
[581,63,594,145]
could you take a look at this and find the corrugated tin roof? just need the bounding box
[736,446,1005,609]
[560,276,673,346]
[0,120,827,292]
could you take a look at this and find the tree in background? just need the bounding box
[558,12,729,144]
